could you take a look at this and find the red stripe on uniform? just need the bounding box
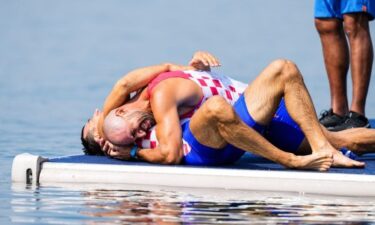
[150,141,157,148]
[229,85,236,92]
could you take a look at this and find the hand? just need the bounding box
[189,51,221,71]
[90,109,103,143]
[100,140,132,160]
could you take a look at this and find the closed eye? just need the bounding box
[131,129,136,139]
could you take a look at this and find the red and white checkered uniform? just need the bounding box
[136,70,247,152]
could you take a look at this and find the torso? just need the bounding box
[137,70,247,150]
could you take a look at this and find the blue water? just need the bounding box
[1,0,375,224]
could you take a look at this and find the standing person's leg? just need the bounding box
[315,18,349,118]
[314,0,350,129]
[243,59,364,167]
[187,96,333,171]
[341,13,373,125]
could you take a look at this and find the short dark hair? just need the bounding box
[81,125,104,155]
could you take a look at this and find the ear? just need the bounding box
[115,108,125,116]
[136,128,147,138]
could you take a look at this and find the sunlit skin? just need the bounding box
[82,59,204,156]
[104,104,155,146]
[83,51,375,171]
[101,58,364,169]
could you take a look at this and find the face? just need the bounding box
[105,104,155,146]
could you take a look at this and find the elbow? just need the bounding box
[163,156,181,165]
[115,78,130,90]
[161,62,173,71]
[160,148,183,165]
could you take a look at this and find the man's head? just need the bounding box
[81,109,104,155]
[103,104,155,146]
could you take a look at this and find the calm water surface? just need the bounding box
[1,0,375,224]
[7,184,375,224]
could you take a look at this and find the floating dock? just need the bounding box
[11,152,375,197]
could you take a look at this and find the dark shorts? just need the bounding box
[314,0,374,20]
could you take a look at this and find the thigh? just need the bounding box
[188,99,228,149]
[242,61,285,125]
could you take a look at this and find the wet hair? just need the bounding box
[81,125,104,155]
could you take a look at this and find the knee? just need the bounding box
[343,14,368,38]
[203,96,236,122]
[315,18,342,35]
[343,19,358,37]
[269,59,302,82]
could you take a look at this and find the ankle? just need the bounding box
[285,153,298,168]
[311,141,332,153]
[349,109,365,117]
[332,108,347,117]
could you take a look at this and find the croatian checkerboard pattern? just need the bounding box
[137,71,246,155]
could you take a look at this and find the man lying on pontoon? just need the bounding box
[82,51,375,171]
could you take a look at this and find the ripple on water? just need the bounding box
[7,184,375,224]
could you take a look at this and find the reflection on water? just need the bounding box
[9,184,375,224]
[2,1,375,224]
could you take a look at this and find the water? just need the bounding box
[1,0,375,224]
[7,185,375,224]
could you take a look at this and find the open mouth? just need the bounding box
[140,118,153,132]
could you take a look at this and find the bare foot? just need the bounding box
[313,142,365,168]
[331,151,365,168]
[291,151,333,171]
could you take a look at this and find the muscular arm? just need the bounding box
[98,63,194,137]
[137,87,184,164]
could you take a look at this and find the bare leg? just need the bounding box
[315,18,349,116]
[189,96,333,171]
[322,126,375,155]
[343,13,373,115]
[244,59,364,167]
[296,125,375,159]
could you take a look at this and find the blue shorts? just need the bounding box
[264,99,305,153]
[314,0,375,20]
[182,94,265,166]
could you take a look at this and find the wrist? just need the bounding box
[130,144,139,160]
